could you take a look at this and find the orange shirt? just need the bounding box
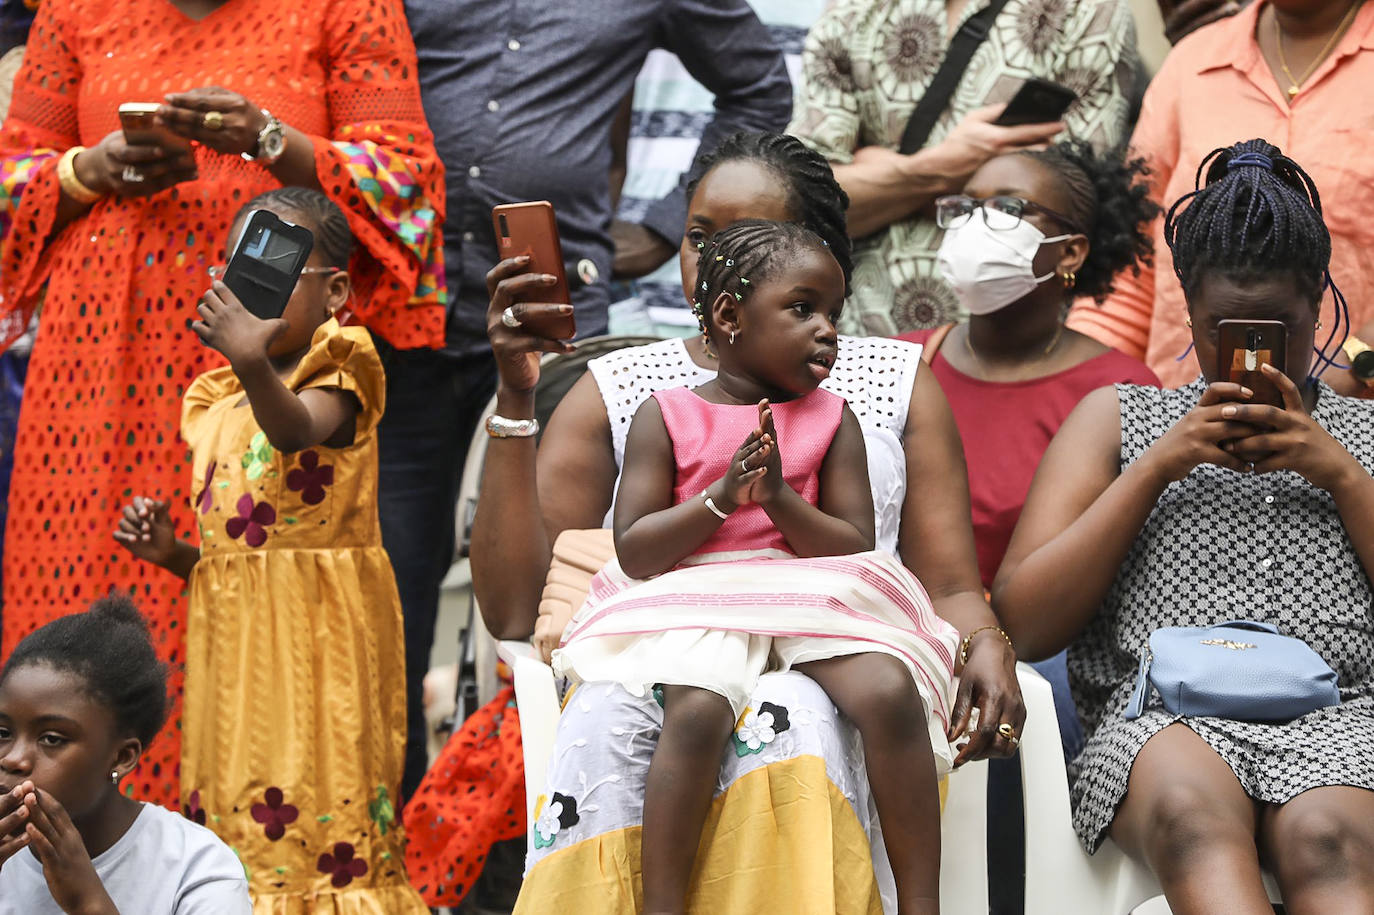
[1067,0,1374,387]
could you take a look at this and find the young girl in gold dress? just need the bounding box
[114,188,425,912]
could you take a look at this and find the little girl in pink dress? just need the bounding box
[552,219,958,915]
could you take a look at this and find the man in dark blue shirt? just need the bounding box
[393,0,792,798]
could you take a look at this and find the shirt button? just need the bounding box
[507,39,521,51]
[462,231,475,243]
[1261,557,1273,568]
[487,100,500,113]
[468,165,481,178]
[1264,495,1275,504]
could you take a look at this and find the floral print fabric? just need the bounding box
[788,0,1138,334]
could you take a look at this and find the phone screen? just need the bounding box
[222,210,314,321]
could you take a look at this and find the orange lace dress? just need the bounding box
[0,0,445,809]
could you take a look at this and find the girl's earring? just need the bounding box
[729,330,736,345]
[1185,316,1192,328]
[1316,319,1323,331]
[111,770,120,784]
[1061,270,1075,290]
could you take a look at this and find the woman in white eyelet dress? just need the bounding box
[473,133,1024,915]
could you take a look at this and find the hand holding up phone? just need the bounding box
[191,280,287,369]
[929,105,1065,188]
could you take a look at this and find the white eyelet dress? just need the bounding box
[514,336,923,915]
[1068,379,1374,852]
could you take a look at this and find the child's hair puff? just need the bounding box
[0,594,169,747]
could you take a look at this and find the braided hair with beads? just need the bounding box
[691,219,837,349]
[1163,138,1347,375]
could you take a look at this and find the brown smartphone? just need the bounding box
[1217,319,1287,408]
[492,200,575,339]
[118,102,193,155]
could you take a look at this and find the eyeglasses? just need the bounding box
[207,265,340,280]
[935,195,1084,234]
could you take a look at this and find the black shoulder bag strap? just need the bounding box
[897,0,1014,155]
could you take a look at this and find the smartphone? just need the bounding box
[222,209,314,321]
[994,78,1078,127]
[118,102,193,155]
[492,200,575,339]
[1217,319,1287,408]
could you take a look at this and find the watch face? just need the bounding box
[261,128,286,160]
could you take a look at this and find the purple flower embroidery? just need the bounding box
[317,841,368,887]
[196,463,216,515]
[225,494,275,547]
[182,790,206,826]
[285,451,334,506]
[249,787,299,841]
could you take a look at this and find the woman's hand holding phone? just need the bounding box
[1140,382,1259,483]
[485,255,576,394]
[1223,364,1364,491]
[191,280,287,370]
[72,130,198,199]
[158,86,267,158]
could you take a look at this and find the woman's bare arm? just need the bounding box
[469,373,619,639]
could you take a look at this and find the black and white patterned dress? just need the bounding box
[1067,378,1374,851]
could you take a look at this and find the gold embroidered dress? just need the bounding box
[180,319,424,913]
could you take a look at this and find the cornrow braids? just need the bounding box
[686,132,852,288]
[1018,141,1159,302]
[1164,138,1346,374]
[236,187,355,268]
[691,219,835,346]
[1,594,169,747]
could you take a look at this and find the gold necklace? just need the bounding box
[963,321,1064,365]
[1276,0,1362,98]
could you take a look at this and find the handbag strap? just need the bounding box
[898,0,1014,155]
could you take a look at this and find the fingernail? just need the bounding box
[1241,387,1253,397]
[543,275,557,284]
[1222,405,1237,417]
[559,304,573,313]
[516,255,530,263]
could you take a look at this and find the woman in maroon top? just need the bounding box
[900,141,1158,914]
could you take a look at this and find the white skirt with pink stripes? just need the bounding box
[552,549,959,775]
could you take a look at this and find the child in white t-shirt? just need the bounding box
[0,596,249,914]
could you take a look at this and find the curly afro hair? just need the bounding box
[1017,140,1159,303]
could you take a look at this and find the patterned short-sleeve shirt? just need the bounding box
[788,0,1139,335]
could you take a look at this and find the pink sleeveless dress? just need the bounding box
[553,386,959,774]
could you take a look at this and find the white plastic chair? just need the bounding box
[1014,663,1281,914]
[498,647,1280,912]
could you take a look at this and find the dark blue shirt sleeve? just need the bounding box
[637,0,793,245]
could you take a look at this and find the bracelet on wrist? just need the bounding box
[701,491,732,520]
[486,414,539,439]
[58,147,104,205]
[959,625,1013,666]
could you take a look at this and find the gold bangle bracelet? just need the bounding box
[959,625,1013,666]
[57,146,103,205]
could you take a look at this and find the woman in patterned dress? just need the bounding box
[995,138,1374,913]
[455,132,1025,913]
[0,0,445,809]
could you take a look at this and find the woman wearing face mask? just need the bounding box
[900,140,1159,915]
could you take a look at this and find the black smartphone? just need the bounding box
[994,78,1078,127]
[1217,319,1287,408]
[492,200,575,339]
[222,209,314,321]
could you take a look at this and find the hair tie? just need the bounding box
[1227,152,1274,172]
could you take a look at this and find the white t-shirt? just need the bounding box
[0,802,250,914]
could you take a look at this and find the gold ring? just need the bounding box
[997,722,1018,741]
[203,110,224,131]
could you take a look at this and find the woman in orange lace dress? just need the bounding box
[0,0,445,810]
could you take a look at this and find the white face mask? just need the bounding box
[936,216,1071,316]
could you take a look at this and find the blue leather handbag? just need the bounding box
[1125,620,1341,722]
